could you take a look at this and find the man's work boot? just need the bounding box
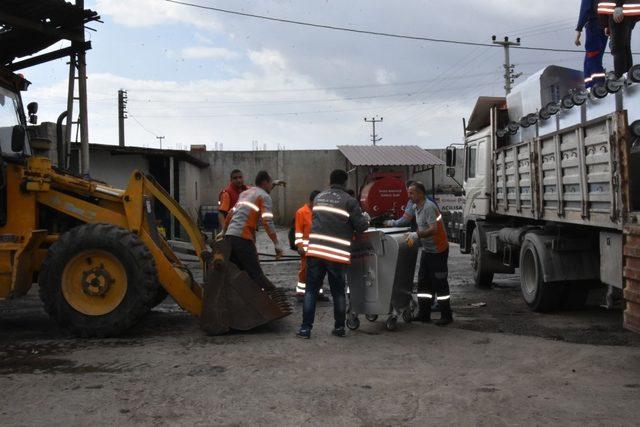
[331,327,346,337]
[435,300,453,326]
[297,326,311,339]
[415,298,432,323]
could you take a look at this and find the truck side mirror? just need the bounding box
[446,146,457,167]
[27,102,38,124]
[446,167,456,178]
[11,125,25,152]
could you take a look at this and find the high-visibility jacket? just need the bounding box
[598,1,640,16]
[218,182,249,216]
[307,184,369,265]
[294,203,312,252]
[225,186,277,242]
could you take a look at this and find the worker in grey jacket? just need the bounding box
[297,169,370,339]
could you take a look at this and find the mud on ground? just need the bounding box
[1,230,639,425]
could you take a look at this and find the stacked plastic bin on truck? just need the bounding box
[346,228,418,331]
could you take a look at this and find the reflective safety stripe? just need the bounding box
[436,214,443,222]
[294,239,310,246]
[417,293,433,299]
[297,282,306,289]
[295,233,303,238]
[437,295,451,301]
[308,243,350,257]
[236,201,260,212]
[262,212,274,219]
[307,249,350,263]
[309,233,351,247]
[313,205,350,218]
[294,239,304,245]
[598,3,640,14]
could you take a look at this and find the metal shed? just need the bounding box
[338,145,445,195]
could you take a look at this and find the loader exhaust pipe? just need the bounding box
[56,111,68,170]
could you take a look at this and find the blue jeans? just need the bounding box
[301,257,347,330]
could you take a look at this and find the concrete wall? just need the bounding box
[90,151,149,189]
[193,149,345,224]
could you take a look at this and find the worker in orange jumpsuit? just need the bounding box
[218,169,249,230]
[294,190,328,302]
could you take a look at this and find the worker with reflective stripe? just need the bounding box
[576,0,609,88]
[297,169,370,339]
[383,180,418,229]
[598,1,639,78]
[406,181,453,326]
[218,169,249,229]
[294,190,324,300]
[222,170,282,291]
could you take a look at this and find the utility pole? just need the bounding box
[156,136,165,149]
[118,89,127,147]
[492,35,523,95]
[364,117,383,145]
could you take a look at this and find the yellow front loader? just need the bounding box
[0,2,291,337]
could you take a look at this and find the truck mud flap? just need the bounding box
[200,240,292,335]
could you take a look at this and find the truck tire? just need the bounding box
[471,227,494,288]
[519,239,563,312]
[39,223,158,337]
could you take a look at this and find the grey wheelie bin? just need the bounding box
[346,228,419,331]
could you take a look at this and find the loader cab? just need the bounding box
[0,70,32,159]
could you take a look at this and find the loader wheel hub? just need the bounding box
[61,250,128,316]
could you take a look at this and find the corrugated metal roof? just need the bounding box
[338,145,444,167]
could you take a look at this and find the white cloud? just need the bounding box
[181,47,240,60]
[95,0,223,31]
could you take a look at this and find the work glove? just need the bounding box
[614,7,624,23]
[405,232,419,248]
[362,212,371,226]
[215,231,225,242]
[297,246,306,256]
[574,30,581,47]
[383,219,395,227]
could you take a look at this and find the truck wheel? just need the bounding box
[471,228,494,289]
[39,224,158,337]
[519,240,563,312]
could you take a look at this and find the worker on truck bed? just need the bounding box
[297,169,370,339]
[221,170,283,291]
[294,190,329,302]
[218,169,249,229]
[575,0,608,88]
[597,0,639,79]
[405,181,453,326]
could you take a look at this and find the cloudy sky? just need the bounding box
[19,0,639,150]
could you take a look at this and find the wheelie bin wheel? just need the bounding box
[605,78,623,94]
[591,82,608,99]
[385,316,398,331]
[629,65,640,83]
[365,314,378,322]
[346,314,360,330]
[402,309,413,324]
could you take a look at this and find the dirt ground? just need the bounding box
[1,229,640,426]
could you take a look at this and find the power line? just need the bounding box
[163,0,589,54]
[129,112,159,137]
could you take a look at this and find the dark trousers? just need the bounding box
[417,249,451,311]
[226,235,274,291]
[301,257,347,330]
[583,25,608,88]
[610,16,638,77]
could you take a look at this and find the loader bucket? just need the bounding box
[200,240,292,335]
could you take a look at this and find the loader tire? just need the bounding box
[39,224,158,337]
[150,285,169,308]
[471,227,494,289]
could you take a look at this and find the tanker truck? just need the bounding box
[447,65,640,333]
